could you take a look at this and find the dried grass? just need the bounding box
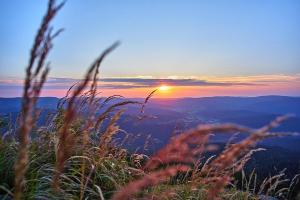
[52,41,120,190]
[112,117,294,200]
[5,1,299,200]
[111,165,190,200]
[13,1,64,199]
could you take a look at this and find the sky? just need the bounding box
[0,0,299,98]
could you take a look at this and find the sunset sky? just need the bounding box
[0,0,299,98]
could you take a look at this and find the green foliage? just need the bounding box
[1,1,298,198]
[0,117,8,129]
[0,141,17,188]
[0,122,299,200]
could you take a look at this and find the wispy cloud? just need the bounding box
[0,76,259,90]
[0,74,299,97]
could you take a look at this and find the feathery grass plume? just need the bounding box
[78,92,101,200]
[137,88,159,121]
[225,132,240,149]
[111,124,250,200]
[144,123,250,171]
[56,82,79,110]
[78,94,132,149]
[130,154,147,169]
[94,100,141,130]
[111,116,294,200]
[13,0,64,199]
[143,134,152,151]
[140,89,157,114]
[65,74,139,199]
[52,41,120,190]
[203,116,291,177]
[111,165,190,200]
[98,109,124,156]
[233,148,266,172]
[287,174,300,199]
[3,0,298,198]
[258,169,289,196]
[74,90,114,200]
[239,168,258,195]
[201,115,292,200]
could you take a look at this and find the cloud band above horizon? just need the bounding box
[0,74,300,98]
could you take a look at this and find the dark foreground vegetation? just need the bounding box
[0,1,299,199]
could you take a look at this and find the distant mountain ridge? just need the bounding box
[0,97,59,113]
[1,96,300,176]
[1,96,300,152]
[1,95,300,115]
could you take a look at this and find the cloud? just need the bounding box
[41,77,259,89]
[98,78,258,89]
[1,74,299,91]
[1,74,299,97]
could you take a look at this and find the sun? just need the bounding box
[158,85,170,92]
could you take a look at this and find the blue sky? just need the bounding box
[0,0,299,97]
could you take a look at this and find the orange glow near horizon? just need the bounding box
[3,83,297,98]
[36,82,300,99]
[1,74,300,98]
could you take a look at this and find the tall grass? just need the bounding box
[13,1,64,199]
[0,1,299,200]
